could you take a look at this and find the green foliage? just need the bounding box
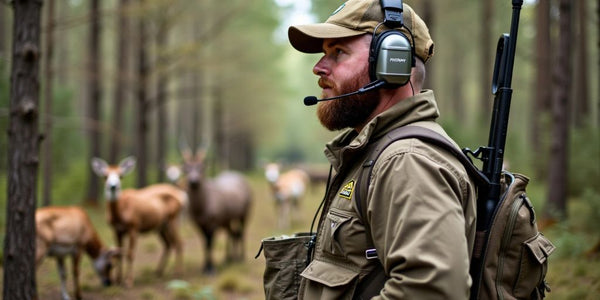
[45,157,96,206]
[166,280,217,300]
[546,222,590,259]
[569,127,600,196]
[45,86,87,174]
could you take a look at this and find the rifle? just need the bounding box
[464,0,524,298]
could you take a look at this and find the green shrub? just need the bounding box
[569,127,600,196]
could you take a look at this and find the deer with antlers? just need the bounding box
[36,206,120,300]
[175,146,253,273]
[91,156,187,287]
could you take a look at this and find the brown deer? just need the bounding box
[91,156,187,287]
[177,148,253,273]
[264,163,310,228]
[36,206,120,300]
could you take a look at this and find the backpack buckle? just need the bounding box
[365,248,378,260]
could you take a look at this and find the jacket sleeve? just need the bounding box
[368,145,472,300]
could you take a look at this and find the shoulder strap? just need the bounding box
[355,125,488,222]
[353,125,490,299]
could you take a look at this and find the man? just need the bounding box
[288,0,477,298]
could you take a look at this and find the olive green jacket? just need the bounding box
[298,90,477,299]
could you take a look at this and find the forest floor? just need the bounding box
[12,176,326,300]
[1,175,600,299]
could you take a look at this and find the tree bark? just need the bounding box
[156,16,169,182]
[546,0,573,220]
[213,84,225,170]
[3,0,42,299]
[532,0,552,178]
[85,0,102,203]
[421,0,434,90]
[42,0,55,206]
[573,0,589,128]
[109,0,130,164]
[136,0,148,187]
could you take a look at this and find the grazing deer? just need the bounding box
[178,148,253,273]
[264,163,310,229]
[91,156,187,287]
[36,206,120,300]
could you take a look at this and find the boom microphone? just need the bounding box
[303,80,386,106]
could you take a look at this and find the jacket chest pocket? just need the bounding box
[322,207,361,258]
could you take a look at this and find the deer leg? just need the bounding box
[125,230,137,288]
[35,239,47,269]
[202,229,215,274]
[225,227,233,263]
[114,231,125,285]
[168,220,184,275]
[72,252,82,300]
[228,222,241,262]
[233,222,245,262]
[156,226,171,277]
[56,257,71,300]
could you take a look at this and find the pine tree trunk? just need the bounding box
[136,0,148,187]
[86,0,102,203]
[156,17,169,183]
[110,0,130,164]
[546,0,573,220]
[421,0,434,90]
[532,0,552,178]
[3,0,42,299]
[42,0,55,206]
[573,0,589,128]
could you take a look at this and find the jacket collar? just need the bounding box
[324,89,440,172]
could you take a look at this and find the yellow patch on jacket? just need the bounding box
[339,180,355,200]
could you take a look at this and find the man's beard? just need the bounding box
[316,75,379,131]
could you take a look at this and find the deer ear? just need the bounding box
[91,157,109,176]
[119,157,136,175]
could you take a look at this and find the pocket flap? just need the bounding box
[524,233,556,264]
[301,259,359,287]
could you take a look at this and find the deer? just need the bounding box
[91,156,188,287]
[177,147,253,273]
[36,206,120,300]
[264,163,310,229]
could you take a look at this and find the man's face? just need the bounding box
[314,35,380,131]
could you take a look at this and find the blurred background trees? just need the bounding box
[1,0,598,256]
[1,0,599,297]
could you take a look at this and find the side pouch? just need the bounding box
[257,232,315,300]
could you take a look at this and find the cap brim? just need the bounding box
[288,23,366,53]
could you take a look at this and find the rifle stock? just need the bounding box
[468,1,523,299]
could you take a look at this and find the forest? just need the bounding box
[1,0,599,299]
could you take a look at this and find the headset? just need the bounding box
[368,0,415,87]
[304,0,416,106]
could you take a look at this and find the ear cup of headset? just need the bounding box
[368,30,414,86]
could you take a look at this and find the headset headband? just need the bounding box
[380,0,404,29]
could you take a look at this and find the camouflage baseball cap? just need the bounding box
[288,0,434,63]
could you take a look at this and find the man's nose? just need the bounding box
[313,57,330,76]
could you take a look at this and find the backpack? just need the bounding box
[354,125,556,300]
